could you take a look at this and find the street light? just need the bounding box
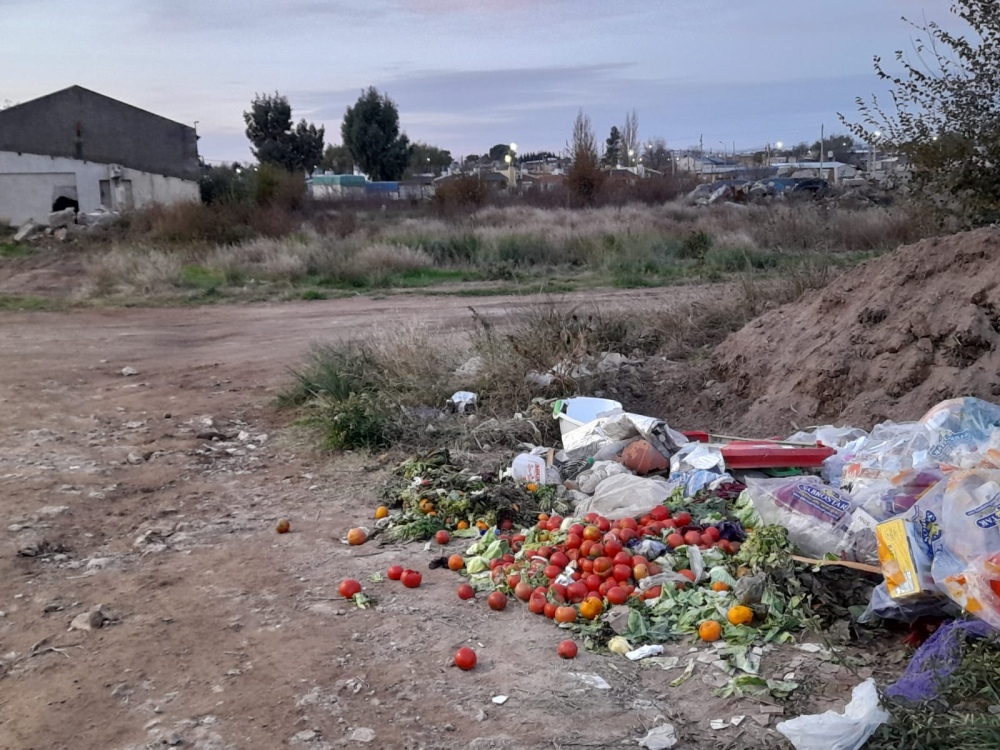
[506,142,518,191]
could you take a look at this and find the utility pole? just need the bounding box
[820,124,825,180]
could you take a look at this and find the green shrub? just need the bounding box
[678,230,713,260]
[319,392,395,451]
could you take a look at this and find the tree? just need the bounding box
[565,109,604,205]
[643,138,672,171]
[843,1,1000,223]
[519,151,557,163]
[790,141,811,158]
[341,87,412,181]
[621,109,639,165]
[603,126,623,166]
[320,144,354,174]
[809,133,855,162]
[407,142,453,176]
[243,92,325,173]
[488,143,511,162]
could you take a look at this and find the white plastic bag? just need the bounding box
[776,678,888,750]
[574,474,672,520]
[576,460,630,494]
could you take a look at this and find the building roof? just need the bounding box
[0,85,199,180]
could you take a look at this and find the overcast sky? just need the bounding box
[1,0,956,163]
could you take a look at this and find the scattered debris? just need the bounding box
[121,366,140,377]
[637,723,678,749]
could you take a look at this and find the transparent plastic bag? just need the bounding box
[839,421,933,494]
[928,469,1000,629]
[919,397,1000,469]
[854,467,946,522]
[776,679,888,750]
[744,476,863,559]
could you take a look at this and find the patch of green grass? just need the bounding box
[0,242,32,259]
[0,294,59,311]
[300,289,327,300]
[180,265,227,289]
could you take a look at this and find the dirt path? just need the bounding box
[0,290,847,750]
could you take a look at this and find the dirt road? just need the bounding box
[0,291,839,750]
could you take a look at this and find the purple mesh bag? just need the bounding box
[885,619,994,703]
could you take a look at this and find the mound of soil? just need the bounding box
[713,227,1000,435]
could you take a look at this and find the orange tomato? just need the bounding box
[698,620,722,642]
[554,606,577,623]
[448,554,465,571]
[346,527,367,545]
[579,596,604,621]
[711,581,730,592]
[374,506,389,520]
[727,605,754,626]
[456,520,470,530]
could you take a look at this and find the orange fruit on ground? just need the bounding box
[374,506,389,520]
[476,520,489,531]
[727,605,754,626]
[554,605,577,623]
[275,519,290,534]
[448,554,465,571]
[711,581,731,592]
[456,520,469,530]
[579,596,604,621]
[347,527,368,546]
[698,620,723,642]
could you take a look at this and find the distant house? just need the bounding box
[0,85,200,225]
[307,173,367,199]
[399,175,435,200]
[677,155,741,177]
[774,161,860,183]
[532,173,565,191]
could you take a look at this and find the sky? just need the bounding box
[0,0,958,164]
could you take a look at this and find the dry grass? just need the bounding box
[87,245,186,296]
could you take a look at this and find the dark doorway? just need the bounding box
[52,196,79,212]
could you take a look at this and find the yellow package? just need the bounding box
[876,518,935,598]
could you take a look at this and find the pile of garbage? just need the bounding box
[364,394,1000,748]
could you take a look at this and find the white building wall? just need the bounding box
[0,151,198,225]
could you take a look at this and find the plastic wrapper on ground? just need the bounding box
[857,581,955,624]
[575,460,630,494]
[744,476,869,560]
[576,473,673,520]
[839,421,933,494]
[776,678,888,750]
[919,397,1000,469]
[560,411,687,462]
[928,469,1000,630]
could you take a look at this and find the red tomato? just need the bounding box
[599,579,615,597]
[607,586,628,605]
[613,551,633,567]
[338,579,362,598]
[620,517,638,530]
[603,536,623,557]
[488,558,503,571]
[650,506,670,522]
[612,564,632,582]
[589,544,605,560]
[514,581,534,601]
[678,569,696,582]
[684,530,703,546]
[717,539,733,554]
[593,556,613,576]
[583,525,602,542]
[619,528,637,543]
[666,533,686,549]
[567,582,588,603]
[582,512,599,524]
[546,516,563,531]
[551,583,568,602]
[647,561,662,575]
[674,511,692,527]
[536,546,553,559]
[580,539,595,557]
[550,551,570,569]
[597,517,611,533]
[558,640,579,659]
[569,523,586,537]
[580,558,594,574]
[507,573,521,589]
[662,519,677,530]
[434,530,451,545]
[565,533,583,550]
[528,593,547,614]
[730,542,742,554]
[401,570,422,588]
[704,527,721,542]
[642,585,663,600]
[387,565,404,581]
[455,647,477,670]
[565,548,580,562]
[640,514,652,526]
[544,601,558,619]
[646,522,662,535]
[544,564,562,580]
[458,583,475,600]
[700,533,714,546]
[487,591,508,610]
[585,574,603,592]
[631,555,647,567]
